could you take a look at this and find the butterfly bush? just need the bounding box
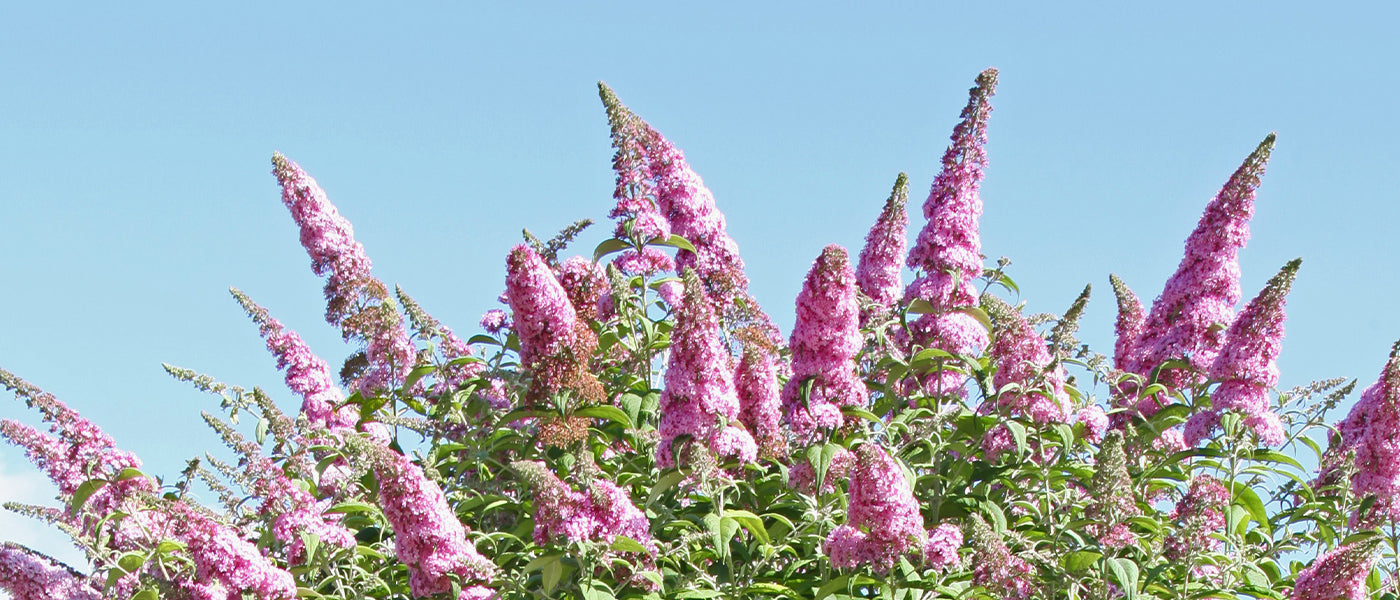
[4,69,1398,600]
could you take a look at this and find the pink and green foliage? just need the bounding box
[5,69,1400,600]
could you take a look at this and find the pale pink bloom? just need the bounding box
[479,309,510,334]
[614,247,676,277]
[556,256,610,322]
[923,523,963,570]
[170,503,298,600]
[1335,343,1400,522]
[1165,475,1229,559]
[505,245,583,395]
[1110,274,1145,372]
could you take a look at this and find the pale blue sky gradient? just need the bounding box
[2,2,1398,567]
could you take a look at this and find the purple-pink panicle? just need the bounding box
[271,154,415,395]
[1194,259,1300,446]
[233,290,357,433]
[966,514,1033,600]
[505,244,584,396]
[983,295,1070,425]
[1290,540,1377,600]
[825,445,930,572]
[514,461,653,549]
[1334,341,1400,523]
[856,173,910,316]
[556,256,611,322]
[170,502,298,600]
[1110,274,1145,373]
[783,246,868,440]
[1165,475,1230,560]
[657,270,754,467]
[1130,135,1276,400]
[903,69,997,391]
[0,543,100,600]
[599,82,673,246]
[735,347,784,459]
[375,449,496,597]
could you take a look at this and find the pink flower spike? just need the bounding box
[1131,134,1276,393]
[0,543,101,600]
[982,295,1070,425]
[375,449,496,597]
[856,173,910,316]
[1206,259,1300,446]
[825,445,928,573]
[1291,540,1377,600]
[782,245,868,442]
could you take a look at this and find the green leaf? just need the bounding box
[906,299,937,315]
[325,501,377,515]
[255,416,270,445]
[402,364,436,391]
[675,591,724,599]
[1231,482,1272,536]
[116,552,145,574]
[1107,557,1139,600]
[745,582,800,598]
[69,479,107,514]
[648,470,687,507]
[593,238,632,261]
[957,306,994,333]
[1064,550,1102,572]
[114,468,146,482]
[574,405,633,428]
[840,405,883,424]
[467,334,500,346]
[611,535,648,553]
[543,558,563,594]
[725,509,770,544]
[650,234,696,254]
[815,575,851,600]
[130,591,158,600]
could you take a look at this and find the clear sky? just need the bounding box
[3,2,1398,570]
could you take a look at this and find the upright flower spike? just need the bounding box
[1164,475,1230,560]
[1085,431,1139,548]
[903,69,997,390]
[782,245,868,440]
[0,543,100,600]
[372,447,496,598]
[982,295,1071,425]
[657,269,755,467]
[598,82,672,246]
[1290,540,1378,600]
[965,513,1033,600]
[1334,341,1400,523]
[1189,259,1301,447]
[271,154,415,395]
[856,173,910,317]
[825,445,937,573]
[1109,274,1145,372]
[734,347,783,459]
[505,245,601,403]
[232,289,358,433]
[1130,135,1277,398]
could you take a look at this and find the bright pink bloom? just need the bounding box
[1130,135,1276,398]
[1335,342,1400,523]
[1165,475,1230,559]
[735,347,783,458]
[825,445,929,572]
[479,309,510,334]
[556,256,611,322]
[272,154,415,395]
[922,523,962,570]
[983,297,1070,425]
[505,245,583,394]
[1291,541,1376,600]
[783,246,868,440]
[0,543,100,600]
[170,503,298,600]
[1200,259,1300,446]
[613,247,676,277]
[599,82,673,245]
[657,271,754,467]
[376,451,496,597]
[1076,405,1109,443]
[1110,274,1145,373]
[903,70,998,391]
[856,174,909,313]
[966,514,1033,600]
[518,461,653,549]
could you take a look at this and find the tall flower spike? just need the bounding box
[1192,259,1301,447]
[782,245,868,441]
[734,346,783,459]
[271,153,415,395]
[1290,539,1377,600]
[505,245,602,404]
[232,289,358,433]
[856,173,910,317]
[0,543,100,600]
[825,445,930,573]
[1131,134,1277,398]
[657,269,755,467]
[1085,431,1139,548]
[982,295,1071,425]
[372,446,496,597]
[598,82,672,245]
[903,69,997,390]
[1109,274,1145,372]
[1334,340,1400,524]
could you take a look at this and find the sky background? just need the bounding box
[2,2,1399,576]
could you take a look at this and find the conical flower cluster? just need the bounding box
[783,245,868,440]
[1334,341,1400,523]
[1290,540,1377,600]
[903,69,998,393]
[856,173,910,317]
[735,347,783,459]
[505,245,601,403]
[983,295,1070,425]
[1188,259,1300,446]
[1126,135,1275,404]
[657,270,755,467]
[0,543,100,600]
[272,154,415,395]
[826,445,950,572]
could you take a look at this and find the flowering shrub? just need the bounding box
[4,68,1399,600]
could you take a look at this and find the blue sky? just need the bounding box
[2,3,1398,568]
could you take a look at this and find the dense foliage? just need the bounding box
[3,69,1397,600]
